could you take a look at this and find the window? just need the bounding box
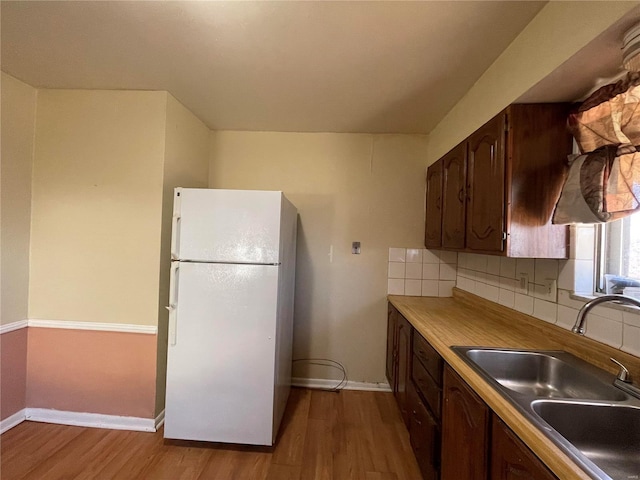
[595,212,640,294]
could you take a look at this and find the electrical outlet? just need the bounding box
[518,273,529,292]
[544,278,557,300]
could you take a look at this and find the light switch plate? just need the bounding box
[352,242,361,254]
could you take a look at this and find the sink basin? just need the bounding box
[532,401,640,480]
[463,349,626,401]
[452,346,640,480]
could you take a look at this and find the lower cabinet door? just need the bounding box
[408,381,440,480]
[441,365,489,480]
[491,416,558,480]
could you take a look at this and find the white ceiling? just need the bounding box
[1,1,549,134]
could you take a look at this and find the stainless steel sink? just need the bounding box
[463,349,626,401]
[452,347,640,480]
[532,401,640,480]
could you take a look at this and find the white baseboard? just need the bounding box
[155,409,165,429]
[0,409,27,434]
[292,377,392,392]
[25,408,157,432]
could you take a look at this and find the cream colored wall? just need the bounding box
[427,1,638,164]
[1,73,37,326]
[29,90,167,326]
[154,93,210,414]
[209,131,427,383]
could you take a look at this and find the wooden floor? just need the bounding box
[0,388,422,480]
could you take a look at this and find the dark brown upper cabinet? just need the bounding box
[441,142,467,250]
[424,160,443,248]
[424,103,571,258]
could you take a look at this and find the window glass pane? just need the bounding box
[599,212,640,294]
[626,213,640,280]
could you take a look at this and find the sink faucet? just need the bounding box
[572,294,640,335]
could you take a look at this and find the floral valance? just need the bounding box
[553,73,640,224]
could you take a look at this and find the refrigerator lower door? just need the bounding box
[164,262,279,445]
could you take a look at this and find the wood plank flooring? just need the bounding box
[0,388,422,480]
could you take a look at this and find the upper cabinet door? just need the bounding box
[441,143,467,250]
[424,161,443,248]
[466,113,506,253]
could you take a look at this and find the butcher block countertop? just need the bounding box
[388,288,640,480]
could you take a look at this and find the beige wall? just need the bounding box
[154,93,210,414]
[29,90,167,326]
[209,131,428,383]
[1,73,37,326]
[427,1,638,164]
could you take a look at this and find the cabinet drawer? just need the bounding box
[413,333,443,387]
[413,356,442,419]
[409,382,441,480]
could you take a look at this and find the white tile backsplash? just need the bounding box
[405,263,422,280]
[556,305,578,331]
[533,299,557,324]
[623,310,640,328]
[388,262,405,279]
[515,258,535,282]
[388,248,640,360]
[457,275,475,294]
[422,263,440,280]
[499,257,517,279]
[439,281,456,297]
[389,248,406,262]
[575,226,595,261]
[591,304,623,322]
[499,277,516,291]
[388,278,404,295]
[477,283,500,303]
[622,324,640,356]
[421,280,439,296]
[422,249,440,264]
[585,314,623,348]
[574,259,595,294]
[514,293,534,315]
[487,256,501,276]
[388,248,455,297]
[557,260,575,290]
[534,259,559,284]
[405,279,422,296]
[406,248,423,263]
[498,289,515,309]
[439,263,457,281]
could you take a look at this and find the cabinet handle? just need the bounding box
[458,188,464,203]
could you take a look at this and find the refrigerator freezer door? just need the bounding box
[164,262,279,445]
[172,188,284,264]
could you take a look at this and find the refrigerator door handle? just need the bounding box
[170,214,181,260]
[168,263,180,346]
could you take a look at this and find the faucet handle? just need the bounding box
[611,358,631,383]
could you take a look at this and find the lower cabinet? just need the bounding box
[395,313,412,427]
[491,416,558,480]
[441,365,490,480]
[408,377,440,480]
[387,304,559,480]
[387,303,442,479]
[441,365,560,480]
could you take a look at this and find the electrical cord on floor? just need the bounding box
[292,358,347,392]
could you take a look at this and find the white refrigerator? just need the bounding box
[164,188,297,446]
